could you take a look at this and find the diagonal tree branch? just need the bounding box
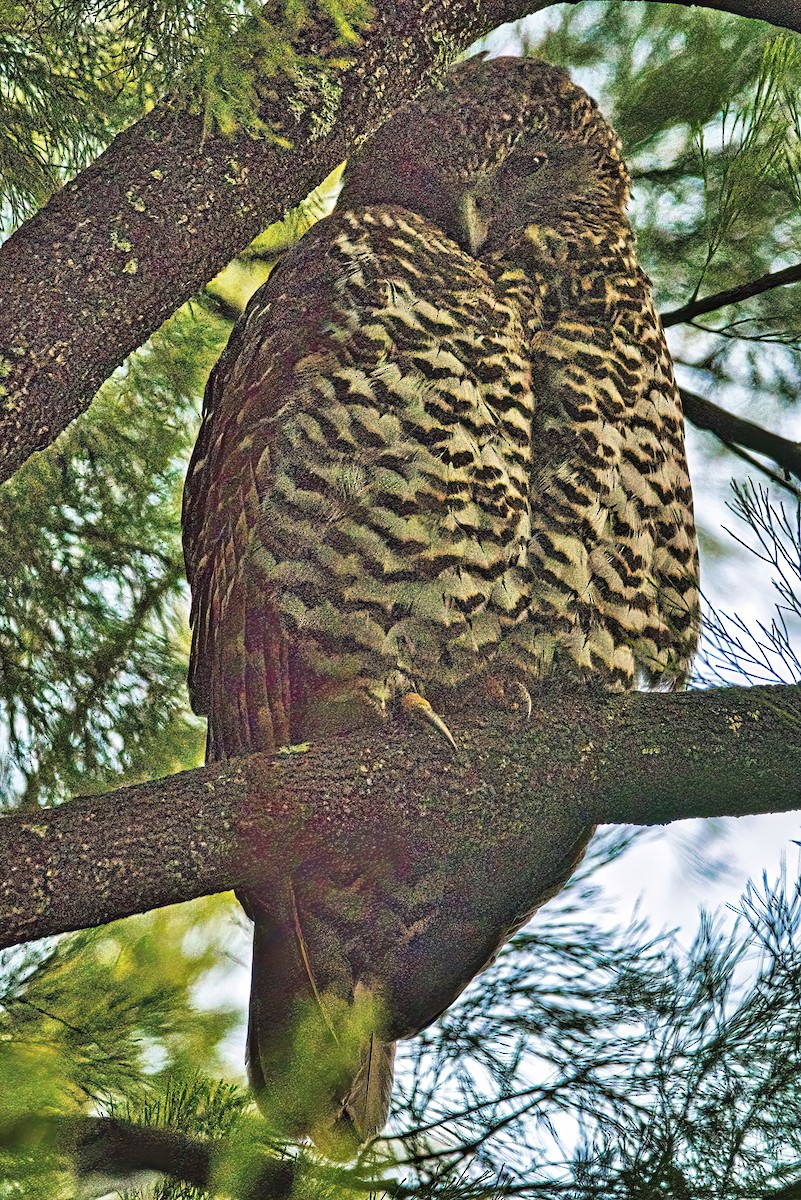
[0,0,799,485]
[0,1113,297,1200]
[12,1104,801,1199]
[661,262,801,329]
[0,0,534,484]
[617,0,800,32]
[61,1116,216,1188]
[679,388,801,484]
[657,260,801,491]
[1,1113,378,1200]
[1,684,798,954]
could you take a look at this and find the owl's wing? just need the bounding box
[182,242,306,756]
[625,275,700,685]
[185,212,401,755]
[183,206,533,759]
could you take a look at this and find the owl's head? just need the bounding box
[340,56,630,257]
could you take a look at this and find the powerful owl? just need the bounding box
[183,57,699,1157]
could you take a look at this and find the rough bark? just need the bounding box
[1,684,799,952]
[637,0,800,24]
[0,0,535,483]
[615,0,800,24]
[0,0,799,484]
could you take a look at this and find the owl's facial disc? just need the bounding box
[478,137,617,256]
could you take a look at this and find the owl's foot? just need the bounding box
[478,675,533,719]
[400,692,457,752]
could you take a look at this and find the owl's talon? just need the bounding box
[512,681,533,720]
[400,692,457,752]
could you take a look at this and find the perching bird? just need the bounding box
[182,56,699,1157]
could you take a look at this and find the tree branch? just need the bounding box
[1,684,799,953]
[680,389,801,484]
[612,0,801,30]
[14,1105,801,1200]
[1,1114,298,1200]
[0,0,798,484]
[657,265,801,486]
[661,262,801,329]
[0,0,535,484]
[64,1116,215,1188]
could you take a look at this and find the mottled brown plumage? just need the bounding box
[183,56,699,1157]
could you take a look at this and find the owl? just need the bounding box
[182,56,699,1158]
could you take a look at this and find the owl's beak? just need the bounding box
[454,191,491,256]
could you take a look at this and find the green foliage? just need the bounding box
[0,86,344,1200]
[0,898,243,1197]
[0,0,369,228]
[385,839,801,1199]
[0,303,230,808]
[0,0,188,227]
[188,0,300,143]
[186,0,371,143]
[698,483,801,685]
[694,35,801,303]
[120,1075,250,1200]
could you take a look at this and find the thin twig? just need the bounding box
[662,263,801,328]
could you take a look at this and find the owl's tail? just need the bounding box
[245,901,395,1160]
[313,1033,396,1160]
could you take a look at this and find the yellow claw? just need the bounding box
[512,680,533,720]
[400,692,457,752]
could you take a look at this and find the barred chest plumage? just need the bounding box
[185,203,544,755]
[480,213,699,690]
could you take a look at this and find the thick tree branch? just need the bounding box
[63,1116,215,1188]
[679,388,801,483]
[1,684,798,953]
[0,0,534,484]
[1,1113,382,1200]
[0,0,798,484]
[12,1097,801,1199]
[614,0,800,29]
[623,0,801,25]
